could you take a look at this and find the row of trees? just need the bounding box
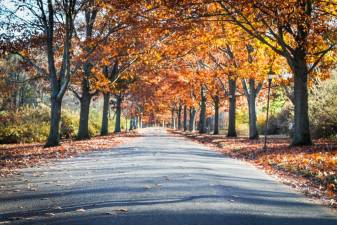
[0,0,336,147]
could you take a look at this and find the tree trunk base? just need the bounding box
[44,138,61,148]
[291,135,312,146]
[76,135,91,140]
[249,134,259,140]
[227,132,237,138]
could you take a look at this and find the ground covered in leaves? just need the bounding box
[172,130,337,209]
[0,132,140,177]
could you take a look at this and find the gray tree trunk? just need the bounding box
[227,78,237,137]
[171,108,175,129]
[291,53,312,146]
[77,69,92,139]
[114,95,122,133]
[129,117,133,131]
[45,96,62,147]
[45,2,74,147]
[100,92,110,136]
[183,105,188,131]
[242,79,261,139]
[199,85,207,134]
[248,94,258,139]
[189,107,196,131]
[213,95,220,135]
[177,104,182,130]
[77,8,97,140]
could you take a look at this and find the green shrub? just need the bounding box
[0,103,134,144]
[309,75,337,138]
[60,110,79,139]
[88,109,101,136]
[0,106,82,143]
[235,107,249,135]
[0,105,50,143]
[257,109,292,135]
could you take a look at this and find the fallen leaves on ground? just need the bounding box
[0,132,139,177]
[173,130,337,209]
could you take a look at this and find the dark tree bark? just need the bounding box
[76,7,97,140]
[242,79,262,139]
[101,62,118,135]
[177,104,182,130]
[100,92,110,136]
[291,52,312,146]
[189,107,196,131]
[46,96,62,147]
[199,85,207,134]
[134,117,137,129]
[171,107,175,129]
[77,66,92,139]
[183,105,188,131]
[227,78,237,137]
[129,117,134,131]
[45,1,75,147]
[213,95,220,135]
[114,94,122,133]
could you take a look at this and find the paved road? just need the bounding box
[0,128,336,225]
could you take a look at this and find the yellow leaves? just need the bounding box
[20,49,30,57]
[328,184,335,198]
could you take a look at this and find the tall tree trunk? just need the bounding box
[133,117,137,129]
[183,105,188,131]
[77,7,98,139]
[213,95,220,135]
[189,107,196,131]
[129,117,133,131]
[77,70,92,139]
[171,108,175,129]
[78,94,91,139]
[177,104,182,130]
[100,92,110,136]
[247,93,258,139]
[242,79,261,139]
[44,1,74,147]
[114,95,122,133]
[227,78,237,137]
[199,85,207,134]
[291,54,312,146]
[45,96,62,147]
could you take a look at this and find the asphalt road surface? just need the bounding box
[0,128,336,225]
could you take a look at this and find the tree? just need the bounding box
[1,0,81,147]
[199,84,207,134]
[215,0,337,145]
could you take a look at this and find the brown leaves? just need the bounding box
[0,134,126,177]
[328,184,335,198]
